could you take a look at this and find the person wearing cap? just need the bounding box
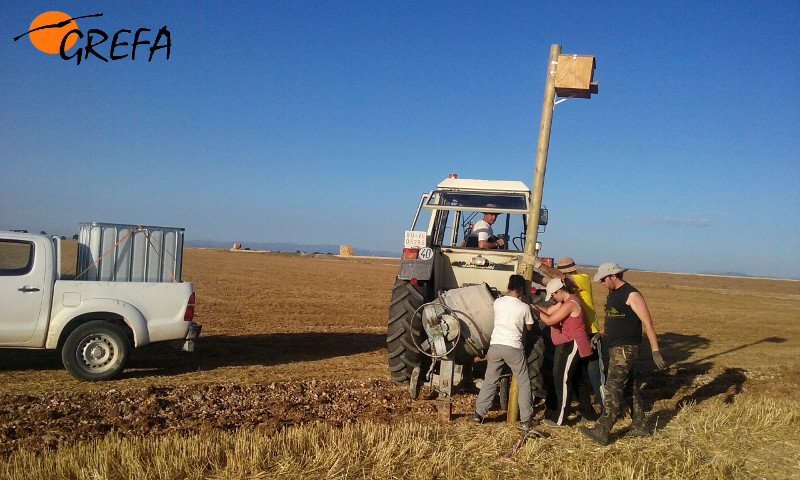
[533,278,592,427]
[469,274,536,429]
[532,258,605,420]
[556,257,605,419]
[473,212,505,249]
[579,263,668,446]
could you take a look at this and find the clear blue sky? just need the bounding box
[2,1,799,279]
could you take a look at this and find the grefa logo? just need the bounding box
[13,11,170,65]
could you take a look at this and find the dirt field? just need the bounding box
[1,247,798,459]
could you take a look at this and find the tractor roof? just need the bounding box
[436,177,530,193]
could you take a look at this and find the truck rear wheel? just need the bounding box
[387,278,431,386]
[62,321,130,381]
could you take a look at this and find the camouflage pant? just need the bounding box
[595,344,645,433]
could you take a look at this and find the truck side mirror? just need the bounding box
[539,207,548,226]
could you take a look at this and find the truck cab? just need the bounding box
[0,232,55,346]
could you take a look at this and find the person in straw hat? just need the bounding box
[533,278,592,427]
[556,257,605,419]
[579,262,667,446]
[531,257,605,421]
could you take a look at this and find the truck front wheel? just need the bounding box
[62,321,130,381]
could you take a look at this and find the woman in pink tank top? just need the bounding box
[534,278,592,426]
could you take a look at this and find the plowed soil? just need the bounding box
[1,247,798,456]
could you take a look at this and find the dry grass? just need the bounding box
[2,246,799,479]
[2,394,797,479]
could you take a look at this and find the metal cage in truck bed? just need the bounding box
[76,222,184,282]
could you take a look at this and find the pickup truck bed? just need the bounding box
[0,228,201,381]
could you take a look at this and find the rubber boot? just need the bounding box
[580,414,611,446]
[579,423,610,445]
[627,423,650,438]
[627,404,649,437]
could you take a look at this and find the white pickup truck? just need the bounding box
[0,224,201,381]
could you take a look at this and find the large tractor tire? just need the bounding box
[526,330,548,400]
[387,278,431,385]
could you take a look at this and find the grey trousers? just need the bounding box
[474,344,534,422]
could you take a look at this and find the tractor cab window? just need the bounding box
[425,191,528,211]
[422,190,531,251]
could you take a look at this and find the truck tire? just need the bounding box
[62,321,130,381]
[387,278,430,385]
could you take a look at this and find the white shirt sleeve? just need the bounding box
[473,220,493,242]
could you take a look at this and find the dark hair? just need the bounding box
[615,272,624,280]
[507,274,526,293]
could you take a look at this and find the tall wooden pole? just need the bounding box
[510,44,561,423]
[520,44,561,284]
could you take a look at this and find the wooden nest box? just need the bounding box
[554,54,598,98]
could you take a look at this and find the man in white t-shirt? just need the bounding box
[470,274,535,428]
[473,212,505,249]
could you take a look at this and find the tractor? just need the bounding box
[386,174,551,418]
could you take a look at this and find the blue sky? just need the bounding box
[2,1,798,279]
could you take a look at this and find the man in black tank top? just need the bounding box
[579,263,667,446]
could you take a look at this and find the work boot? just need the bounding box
[541,419,567,428]
[517,418,537,430]
[579,425,609,446]
[468,412,484,424]
[626,424,650,438]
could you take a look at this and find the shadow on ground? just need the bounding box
[643,333,785,429]
[0,332,387,379]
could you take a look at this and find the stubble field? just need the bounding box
[0,246,798,479]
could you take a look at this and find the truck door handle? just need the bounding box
[18,286,40,293]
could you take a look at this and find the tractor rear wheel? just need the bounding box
[387,278,431,386]
[526,326,548,400]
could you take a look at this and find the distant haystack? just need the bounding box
[232,243,242,250]
[339,245,354,256]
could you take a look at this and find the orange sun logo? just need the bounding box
[28,11,79,54]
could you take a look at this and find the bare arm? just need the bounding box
[478,238,504,249]
[534,303,559,315]
[628,292,660,352]
[537,264,565,280]
[530,265,566,288]
[537,301,578,326]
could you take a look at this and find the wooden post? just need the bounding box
[520,43,561,286]
[511,44,561,422]
[507,375,520,422]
